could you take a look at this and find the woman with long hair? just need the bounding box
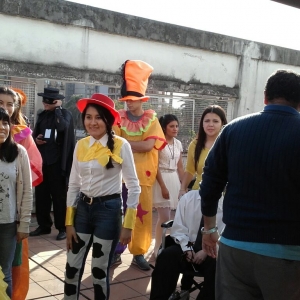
[0,107,33,298]
[64,94,140,299]
[152,114,184,256]
[0,87,43,300]
[179,105,227,196]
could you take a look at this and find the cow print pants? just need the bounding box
[64,198,122,299]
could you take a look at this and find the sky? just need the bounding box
[66,0,300,51]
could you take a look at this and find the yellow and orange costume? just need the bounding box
[114,109,166,254]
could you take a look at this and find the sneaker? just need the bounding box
[56,230,66,240]
[110,254,122,268]
[132,255,150,270]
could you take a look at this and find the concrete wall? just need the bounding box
[1,0,300,117]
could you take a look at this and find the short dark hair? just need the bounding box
[265,70,300,105]
[0,108,18,162]
[159,114,179,133]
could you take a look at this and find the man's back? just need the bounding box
[202,104,300,245]
[200,69,300,300]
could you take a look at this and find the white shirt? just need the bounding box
[170,190,224,252]
[67,134,141,210]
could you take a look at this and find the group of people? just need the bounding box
[0,62,299,300]
[0,85,75,299]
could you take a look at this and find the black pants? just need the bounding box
[35,162,67,231]
[150,236,216,300]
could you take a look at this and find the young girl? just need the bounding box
[179,105,227,196]
[0,87,43,300]
[64,94,140,300]
[0,108,33,298]
[152,114,184,256]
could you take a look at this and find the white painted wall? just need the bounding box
[2,14,238,86]
[2,14,300,118]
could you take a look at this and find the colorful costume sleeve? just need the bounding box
[12,125,43,187]
[119,139,141,229]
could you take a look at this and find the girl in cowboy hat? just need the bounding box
[64,94,140,300]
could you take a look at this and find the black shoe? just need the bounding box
[56,230,66,240]
[29,227,51,236]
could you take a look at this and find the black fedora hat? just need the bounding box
[37,87,65,103]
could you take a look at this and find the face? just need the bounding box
[0,119,10,145]
[84,106,107,140]
[203,112,223,138]
[0,94,15,117]
[42,101,55,111]
[164,120,179,138]
[125,100,143,113]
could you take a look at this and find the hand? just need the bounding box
[161,186,170,199]
[53,100,62,107]
[185,250,195,262]
[16,232,29,243]
[66,226,78,251]
[202,231,220,258]
[193,250,207,264]
[178,189,187,199]
[119,227,132,245]
[36,134,47,145]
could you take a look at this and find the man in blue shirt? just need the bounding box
[200,70,300,300]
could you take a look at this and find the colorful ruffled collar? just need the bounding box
[118,109,156,136]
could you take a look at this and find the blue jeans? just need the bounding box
[64,197,122,300]
[0,222,17,298]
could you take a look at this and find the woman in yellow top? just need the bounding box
[64,94,140,300]
[179,105,227,196]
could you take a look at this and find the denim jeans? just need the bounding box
[64,197,122,300]
[0,222,17,298]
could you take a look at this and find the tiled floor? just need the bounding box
[27,210,202,299]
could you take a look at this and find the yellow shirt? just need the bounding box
[185,139,209,190]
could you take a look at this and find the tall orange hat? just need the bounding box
[119,60,153,102]
[12,88,27,106]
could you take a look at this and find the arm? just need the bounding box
[179,141,196,196]
[120,141,141,245]
[17,147,33,240]
[54,107,72,132]
[177,153,184,182]
[170,195,191,252]
[65,143,81,251]
[179,172,194,197]
[129,138,155,153]
[200,131,228,258]
[156,168,169,199]
[18,134,43,187]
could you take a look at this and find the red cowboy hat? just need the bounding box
[77,94,120,124]
[119,60,153,102]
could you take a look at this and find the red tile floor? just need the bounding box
[27,210,202,299]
